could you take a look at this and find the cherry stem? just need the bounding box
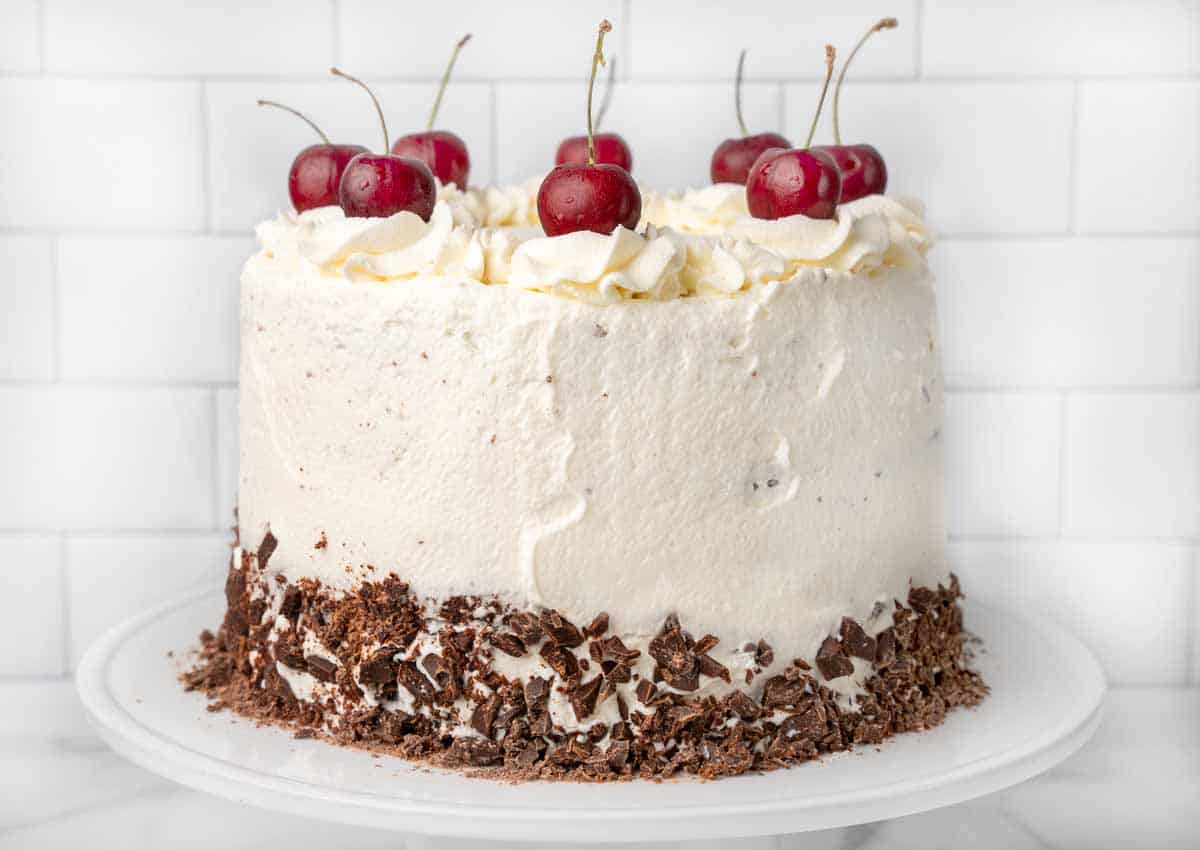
[594,55,617,132]
[832,17,897,145]
[257,100,331,145]
[734,49,748,137]
[330,67,389,152]
[803,45,836,150]
[586,19,613,166]
[428,33,472,131]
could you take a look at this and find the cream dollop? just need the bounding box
[641,183,750,234]
[508,225,687,304]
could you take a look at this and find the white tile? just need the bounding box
[631,0,918,79]
[943,393,1061,536]
[495,82,781,189]
[0,387,214,531]
[67,534,229,664]
[0,0,41,71]
[1078,81,1200,234]
[339,0,624,79]
[216,387,238,529]
[58,236,248,382]
[1063,393,1200,538]
[950,540,1194,685]
[0,235,55,380]
[206,80,493,232]
[785,82,1074,235]
[44,0,333,75]
[935,238,1200,388]
[0,536,63,676]
[0,80,205,231]
[923,1,1200,77]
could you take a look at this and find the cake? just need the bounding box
[185,180,987,779]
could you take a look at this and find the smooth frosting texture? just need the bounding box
[238,183,948,678]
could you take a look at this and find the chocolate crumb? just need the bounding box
[816,637,854,680]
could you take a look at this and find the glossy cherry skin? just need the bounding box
[746,147,842,220]
[288,143,368,212]
[554,133,633,173]
[337,153,437,220]
[710,132,791,185]
[810,143,887,204]
[537,163,642,237]
[391,130,470,189]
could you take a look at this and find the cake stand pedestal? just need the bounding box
[76,589,1104,844]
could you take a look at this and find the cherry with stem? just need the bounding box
[745,45,842,220]
[538,20,641,236]
[709,48,791,185]
[811,17,897,203]
[258,99,367,213]
[392,34,474,188]
[554,36,633,172]
[330,67,437,220]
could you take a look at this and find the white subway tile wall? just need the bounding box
[1,0,1196,686]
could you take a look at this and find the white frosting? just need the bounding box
[253,187,932,305]
[237,183,947,679]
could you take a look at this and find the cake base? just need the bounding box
[182,535,987,781]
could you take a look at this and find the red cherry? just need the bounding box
[338,153,436,220]
[391,131,470,188]
[257,100,367,212]
[555,133,633,172]
[745,147,841,220]
[816,19,898,204]
[537,163,641,236]
[711,132,790,185]
[537,21,640,236]
[745,45,842,220]
[287,143,368,212]
[391,35,472,188]
[709,51,790,185]
[809,143,887,203]
[330,68,438,220]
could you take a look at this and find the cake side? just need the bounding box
[185,184,984,778]
[185,537,985,780]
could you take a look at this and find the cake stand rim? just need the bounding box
[75,586,1106,842]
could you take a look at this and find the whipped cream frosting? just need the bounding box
[253,182,932,304]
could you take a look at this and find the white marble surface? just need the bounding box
[1,683,1196,849]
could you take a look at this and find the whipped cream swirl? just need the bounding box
[255,182,932,301]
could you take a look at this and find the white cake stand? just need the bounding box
[76,588,1104,844]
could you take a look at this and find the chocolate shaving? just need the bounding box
[489,632,527,658]
[256,530,278,570]
[539,642,581,684]
[358,647,397,684]
[507,612,543,644]
[584,612,610,638]
[305,654,337,683]
[816,637,854,680]
[839,617,877,660]
[570,676,603,721]
[538,609,585,648]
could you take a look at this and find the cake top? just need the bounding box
[254,184,932,304]
[254,17,924,304]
